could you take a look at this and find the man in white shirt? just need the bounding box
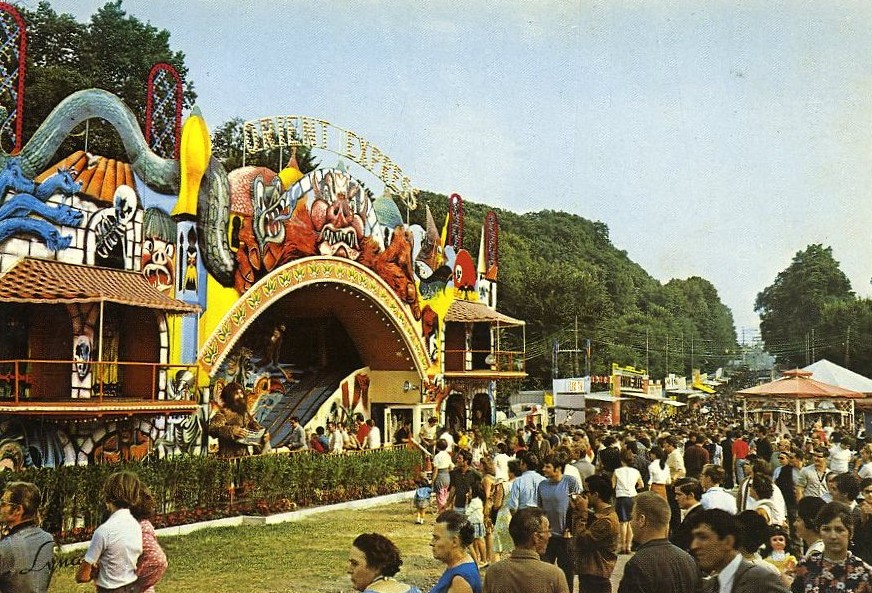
[828,437,854,474]
[700,464,737,514]
[364,419,381,449]
[439,427,455,453]
[663,437,686,481]
[77,472,144,592]
[493,442,511,482]
[418,416,439,452]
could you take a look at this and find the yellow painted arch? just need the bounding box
[198,256,429,379]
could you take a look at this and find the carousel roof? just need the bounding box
[736,368,862,399]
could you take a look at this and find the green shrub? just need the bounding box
[0,448,419,540]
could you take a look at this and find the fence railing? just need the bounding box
[0,359,200,403]
[443,349,525,373]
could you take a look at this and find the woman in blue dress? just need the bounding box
[429,510,482,593]
[347,533,422,593]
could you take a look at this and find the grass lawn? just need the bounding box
[49,501,447,593]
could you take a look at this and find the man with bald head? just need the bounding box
[618,491,700,593]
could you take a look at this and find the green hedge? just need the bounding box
[0,448,420,540]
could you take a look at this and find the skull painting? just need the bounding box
[73,333,92,381]
[141,207,177,293]
[92,185,139,267]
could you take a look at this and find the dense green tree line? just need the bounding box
[756,243,872,375]
[414,193,739,388]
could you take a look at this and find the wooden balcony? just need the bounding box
[443,349,526,380]
[0,359,200,417]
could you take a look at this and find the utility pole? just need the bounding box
[665,334,669,375]
[805,333,809,365]
[554,334,589,379]
[690,334,694,372]
[811,328,815,363]
[645,328,649,373]
[585,338,591,379]
[846,326,851,366]
[552,339,558,379]
[574,316,579,377]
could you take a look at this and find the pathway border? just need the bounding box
[58,490,414,553]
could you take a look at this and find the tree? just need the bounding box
[414,192,739,388]
[664,277,737,372]
[755,244,854,367]
[817,299,872,377]
[18,1,196,161]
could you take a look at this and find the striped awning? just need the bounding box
[0,258,199,315]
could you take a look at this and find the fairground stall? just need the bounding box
[0,5,525,465]
[736,368,860,434]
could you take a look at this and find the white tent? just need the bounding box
[803,359,872,396]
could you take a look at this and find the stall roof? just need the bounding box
[737,368,862,399]
[445,299,524,326]
[0,258,200,314]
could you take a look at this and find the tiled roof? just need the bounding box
[0,258,199,314]
[445,299,524,326]
[36,151,135,204]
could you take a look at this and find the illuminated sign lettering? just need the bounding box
[243,116,418,210]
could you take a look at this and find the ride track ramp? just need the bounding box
[265,366,356,448]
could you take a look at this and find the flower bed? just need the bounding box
[3,448,420,544]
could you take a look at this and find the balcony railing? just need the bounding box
[443,349,526,374]
[0,359,200,404]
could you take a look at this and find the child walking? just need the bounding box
[413,475,433,524]
[465,482,487,567]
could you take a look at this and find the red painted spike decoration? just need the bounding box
[146,63,183,159]
[485,210,498,270]
[341,381,350,410]
[448,193,464,251]
[0,3,25,154]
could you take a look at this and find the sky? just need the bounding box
[34,0,872,339]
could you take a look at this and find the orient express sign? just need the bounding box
[243,115,418,210]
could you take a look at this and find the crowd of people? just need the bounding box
[349,401,872,593]
[5,382,872,592]
[0,470,167,593]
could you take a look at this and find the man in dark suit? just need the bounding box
[687,509,788,593]
[670,478,704,552]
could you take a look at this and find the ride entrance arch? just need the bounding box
[199,257,429,447]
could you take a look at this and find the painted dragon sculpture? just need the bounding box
[8,89,236,285]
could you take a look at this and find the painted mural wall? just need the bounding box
[0,76,504,462]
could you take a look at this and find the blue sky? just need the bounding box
[37,0,872,337]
